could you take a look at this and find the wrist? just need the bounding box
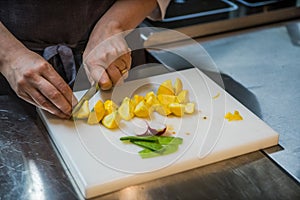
[0,44,27,74]
[0,22,28,73]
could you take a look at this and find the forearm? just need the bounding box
[85,0,158,55]
[0,22,27,74]
[99,0,158,32]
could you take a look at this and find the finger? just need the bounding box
[31,77,72,116]
[106,64,123,86]
[99,72,113,90]
[113,58,127,71]
[41,67,75,106]
[23,66,72,116]
[25,89,70,118]
[121,52,132,71]
[87,64,113,90]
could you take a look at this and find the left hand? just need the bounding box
[83,33,132,90]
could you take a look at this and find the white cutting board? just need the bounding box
[38,68,278,199]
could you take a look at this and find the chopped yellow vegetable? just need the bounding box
[145,91,156,99]
[224,110,243,121]
[102,111,120,129]
[157,79,174,95]
[87,109,100,125]
[134,100,150,118]
[84,77,197,126]
[145,91,158,106]
[176,90,189,104]
[73,100,90,119]
[184,102,195,114]
[118,97,135,121]
[104,100,118,115]
[174,78,183,95]
[132,94,144,107]
[153,104,172,116]
[94,100,105,122]
[213,92,220,99]
[157,94,176,106]
[168,103,185,117]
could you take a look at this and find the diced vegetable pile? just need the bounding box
[72,78,196,129]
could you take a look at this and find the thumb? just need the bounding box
[89,65,112,90]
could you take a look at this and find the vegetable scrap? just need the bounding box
[212,92,220,99]
[224,110,243,121]
[126,120,167,136]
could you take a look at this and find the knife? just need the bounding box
[71,83,99,115]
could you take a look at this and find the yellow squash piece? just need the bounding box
[134,100,150,118]
[157,94,176,106]
[145,91,156,99]
[184,102,195,114]
[118,97,135,121]
[168,103,185,117]
[224,110,243,121]
[102,111,120,129]
[157,79,174,95]
[87,109,100,125]
[174,78,183,95]
[153,104,172,116]
[177,90,189,104]
[73,100,90,119]
[104,100,118,115]
[94,100,105,122]
[145,93,158,106]
[132,94,144,107]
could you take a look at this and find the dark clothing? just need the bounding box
[0,0,116,85]
[0,0,116,50]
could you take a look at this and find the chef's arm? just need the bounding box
[84,0,162,55]
[0,21,28,73]
[0,21,74,118]
[83,0,169,89]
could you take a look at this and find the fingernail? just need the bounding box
[100,82,112,90]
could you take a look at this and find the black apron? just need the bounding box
[0,0,116,86]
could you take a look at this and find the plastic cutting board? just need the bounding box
[38,68,279,199]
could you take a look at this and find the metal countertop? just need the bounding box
[1,21,300,200]
[147,20,300,183]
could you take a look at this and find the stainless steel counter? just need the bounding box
[202,21,300,183]
[1,21,300,200]
[147,20,300,183]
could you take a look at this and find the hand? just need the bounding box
[2,49,76,118]
[83,33,132,90]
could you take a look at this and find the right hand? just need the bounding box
[83,29,132,91]
[1,49,76,118]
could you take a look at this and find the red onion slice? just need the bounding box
[147,121,167,136]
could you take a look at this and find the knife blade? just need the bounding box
[72,83,99,115]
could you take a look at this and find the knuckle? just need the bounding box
[48,90,60,100]
[57,81,68,91]
[99,52,109,62]
[111,48,119,56]
[39,98,49,108]
[23,69,35,79]
[39,62,50,71]
[16,78,27,88]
